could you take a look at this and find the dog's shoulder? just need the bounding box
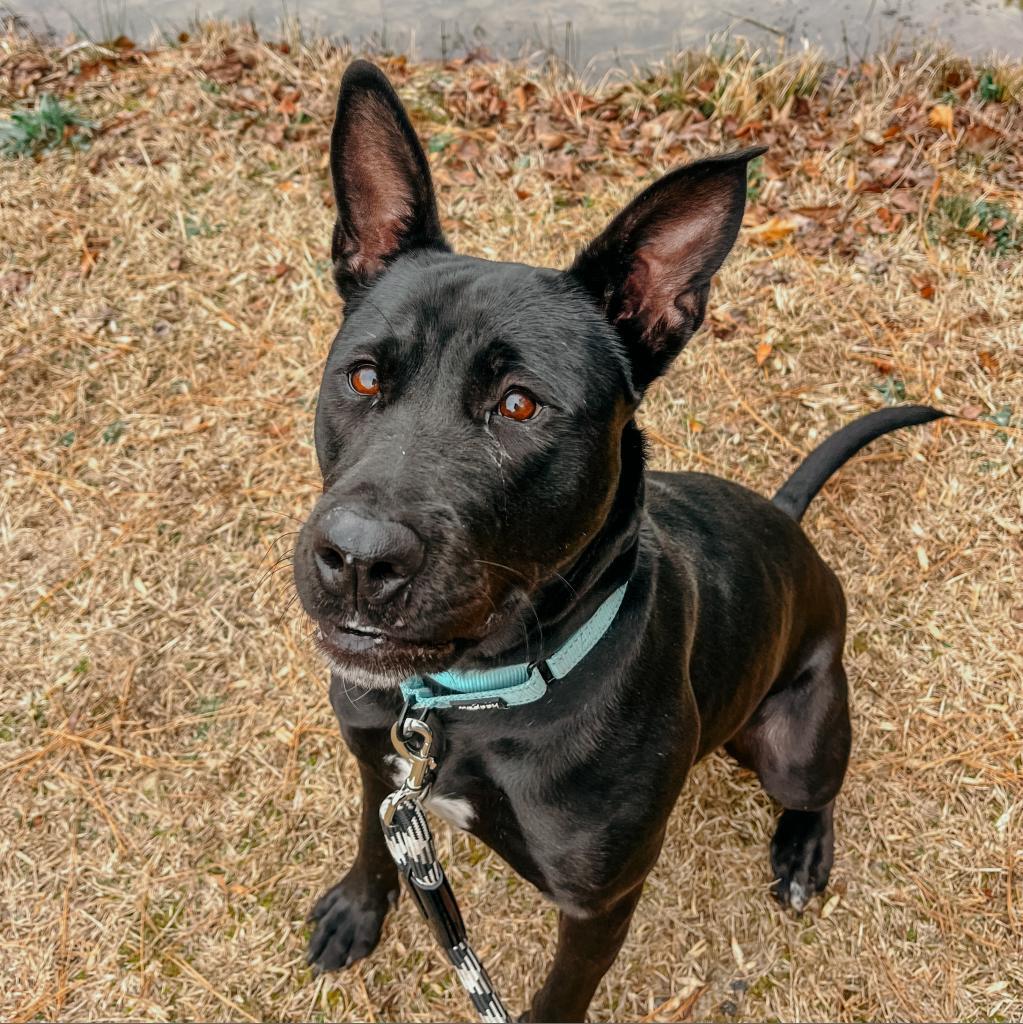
[644,469,825,586]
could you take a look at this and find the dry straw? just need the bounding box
[1,22,1021,1023]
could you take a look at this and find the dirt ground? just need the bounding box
[2,25,1021,1023]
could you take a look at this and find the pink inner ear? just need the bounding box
[616,182,733,348]
[618,248,685,348]
[340,93,416,278]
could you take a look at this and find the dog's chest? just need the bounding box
[382,736,654,915]
[385,752,476,831]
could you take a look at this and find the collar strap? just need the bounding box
[400,583,628,711]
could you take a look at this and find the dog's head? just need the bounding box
[293,61,762,687]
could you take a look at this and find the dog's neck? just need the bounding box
[463,421,646,669]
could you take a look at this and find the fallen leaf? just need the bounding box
[746,215,800,244]
[910,273,935,299]
[276,89,300,116]
[730,937,745,970]
[928,103,954,135]
[537,130,567,151]
[821,894,841,918]
[978,351,999,375]
[513,82,537,110]
[0,269,32,294]
[890,191,920,214]
[543,154,578,180]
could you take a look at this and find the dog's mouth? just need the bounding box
[307,585,534,685]
[315,619,457,666]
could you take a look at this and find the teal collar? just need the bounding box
[400,583,628,711]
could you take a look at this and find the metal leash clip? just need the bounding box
[380,709,436,826]
[378,704,511,1022]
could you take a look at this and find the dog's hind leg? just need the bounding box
[307,758,400,972]
[727,651,851,912]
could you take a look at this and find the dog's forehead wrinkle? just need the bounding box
[375,253,623,375]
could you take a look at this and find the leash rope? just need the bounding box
[377,584,629,1020]
[380,711,511,1024]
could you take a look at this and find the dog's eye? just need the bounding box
[349,364,379,397]
[497,389,538,422]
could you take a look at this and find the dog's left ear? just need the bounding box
[569,146,765,391]
[329,60,447,299]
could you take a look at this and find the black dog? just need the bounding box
[292,60,946,1021]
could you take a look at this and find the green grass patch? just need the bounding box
[0,94,94,157]
[930,195,1020,255]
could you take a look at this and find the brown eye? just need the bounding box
[497,389,538,421]
[349,364,379,396]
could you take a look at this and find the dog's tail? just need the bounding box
[772,405,947,522]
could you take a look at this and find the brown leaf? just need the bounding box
[543,154,578,181]
[0,270,32,295]
[537,130,567,151]
[890,191,920,214]
[746,215,800,244]
[792,205,840,224]
[963,123,1003,153]
[978,351,999,376]
[871,207,903,233]
[928,104,954,135]
[277,90,300,116]
[910,273,935,300]
[513,82,537,111]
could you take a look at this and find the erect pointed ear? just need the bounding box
[329,60,447,300]
[568,146,765,391]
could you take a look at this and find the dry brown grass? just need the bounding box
[2,24,1022,1023]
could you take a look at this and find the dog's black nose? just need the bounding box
[313,508,425,606]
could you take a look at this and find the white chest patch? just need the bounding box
[385,753,476,831]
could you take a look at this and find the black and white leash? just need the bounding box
[379,708,511,1024]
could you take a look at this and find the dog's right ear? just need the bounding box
[329,60,446,300]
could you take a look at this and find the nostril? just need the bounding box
[368,560,401,584]
[317,545,345,572]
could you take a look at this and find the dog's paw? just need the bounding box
[770,808,834,914]
[306,873,399,974]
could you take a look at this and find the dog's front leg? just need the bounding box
[307,758,400,973]
[526,886,643,1023]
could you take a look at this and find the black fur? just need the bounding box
[291,61,947,1021]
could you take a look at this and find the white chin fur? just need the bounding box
[318,650,405,690]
